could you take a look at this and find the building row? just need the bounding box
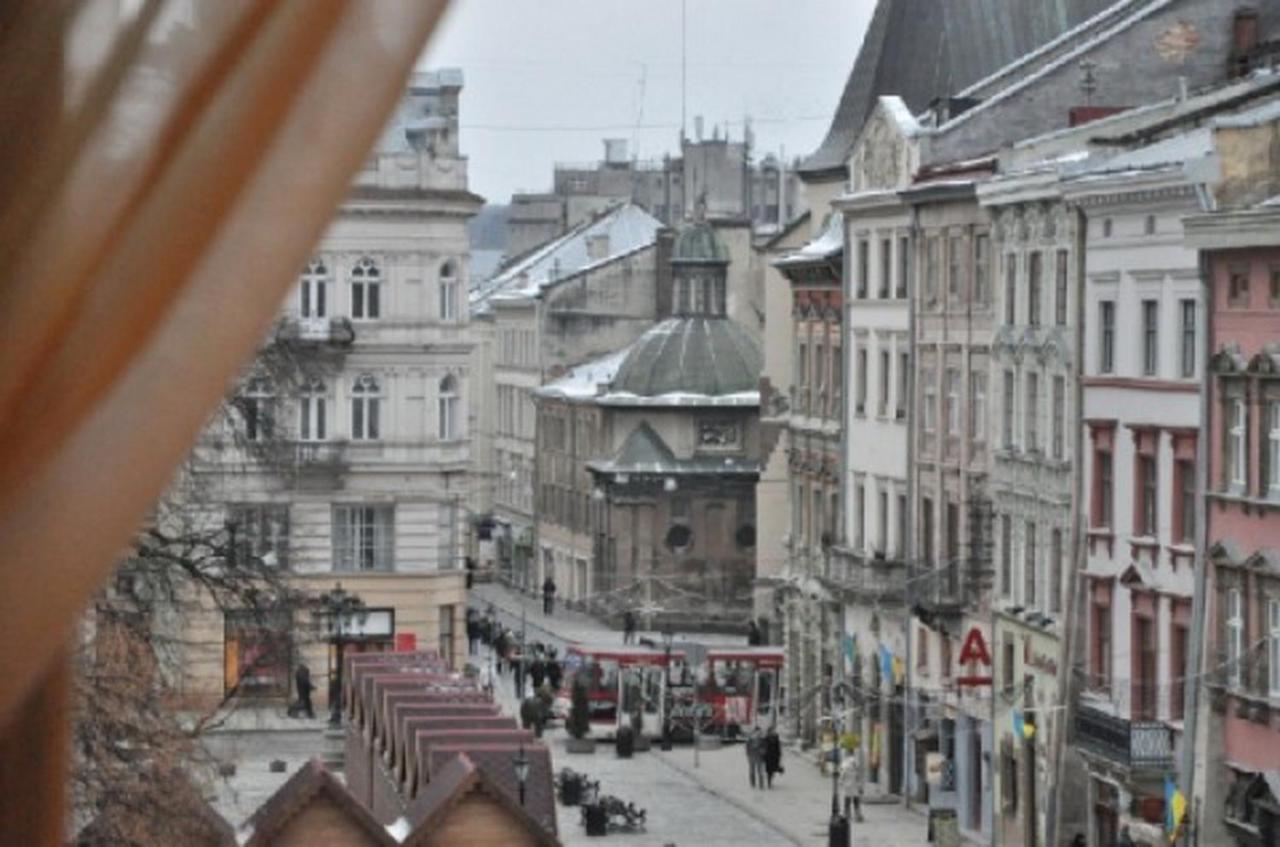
[759,2,1280,846]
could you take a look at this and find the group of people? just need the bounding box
[745,725,783,789]
[465,604,565,701]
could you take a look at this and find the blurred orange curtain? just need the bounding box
[0,0,449,841]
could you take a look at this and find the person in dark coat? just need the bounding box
[763,726,782,788]
[493,628,508,674]
[466,607,480,655]
[747,619,762,646]
[290,663,315,719]
[622,609,637,644]
[546,653,563,692]
[542,576,557,615]
[530,655,546,691]
[465,556,476,589]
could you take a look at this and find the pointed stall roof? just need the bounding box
[242,760,397,847]
[405,751,559,846]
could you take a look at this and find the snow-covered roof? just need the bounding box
[470,203,662,311]
[595,389,760,409]
[1212,96,1280,130]
[1078,127,1212,176]
[534,347,632,402]
[775,212,843,268]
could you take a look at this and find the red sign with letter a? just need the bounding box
[956,626,992,687]
[395,632,417,652]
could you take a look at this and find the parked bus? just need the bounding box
[694,646,784,736]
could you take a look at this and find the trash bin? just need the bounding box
[927,807,959,847]
[560,774,582,806]
[616,725,634,758]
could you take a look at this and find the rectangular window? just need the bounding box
[1000,514,1013,597]
[1051,376,1065,459]
[1099,301,1115,374]
[223,610,291,697]
[1226,588,1243,689]
[1098,449,1113,528]
[1177,459,1196,543]
[1093,594,1112,689]
[1049,529,1062,614]
[1004,254,1017,324]
[1269,401,1280,496]
[918,627,929,672]
[941,635,953,679]
[948,234,964,300]
[880,238,892,298]
[1002,370,1015,448]
[1135,615,1157,720]
[922,368,936,433]
[855,485,865,551]
[1054,249,1068,326]
[858,239,869,298]
[832,351,843,416]
[1269,599,1280,698]
[332,505,395,572]
[945,368,960,435]
[1025,372,1039,453]
[1142,300,1159,376]
[1228,398,1247,488]
[1028,251,1042,327]
[878,490,889,553]
[1139,454,1158,536]
[1024,521,1037,607]
[974,234,990,306]
[879,350,890,417]
[439,280,458,322]
[797,343,808,412]
[816,343,827,409]
[925,237,940,302]
[897,351,909,420]
[1271,267,1280,309]
[351,279,381,320]
[1228,264,1250,308]
[1180,299,1196,378]
[921,497,935,567]
[300,389,326,442]
[227,504,290,568]
[1171,622,1187,720]
[897,236,910,299]
[897,493,908,559]
[856,347,868,415]
[970,371,987,446]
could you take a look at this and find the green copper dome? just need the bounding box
[608,317,761,399]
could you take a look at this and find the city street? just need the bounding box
[471,582,933,846]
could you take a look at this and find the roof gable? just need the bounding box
[243,760,396,847]
[405,752,559,847]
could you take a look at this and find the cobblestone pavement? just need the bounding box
[473,582,937,846]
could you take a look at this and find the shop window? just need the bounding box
[224,609,291,697]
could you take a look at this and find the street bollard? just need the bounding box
[828,812,850,847]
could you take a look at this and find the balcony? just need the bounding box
[291,440,348,489]
[1075,703,1174,772]
[830,547,907,602]
[275,316,355,347]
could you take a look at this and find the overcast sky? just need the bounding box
[418,1,874,204]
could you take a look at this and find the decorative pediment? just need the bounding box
[1210,344,1248,375]
[1241,549,1280,576]
[1118,561,1155,590]
[1208,538,1244,567]
[1247,344,1280,377]
[849,97,918,192]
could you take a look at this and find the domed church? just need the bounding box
[535,219,762,629]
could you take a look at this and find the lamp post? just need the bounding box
[661,626,674,751]
[313,582,367,727]
[512,743,530,807]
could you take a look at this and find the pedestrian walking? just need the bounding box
[530,655,546,691]
[622,609,637,644]
[494,628,508,674]
[763,726,782,788]
[747,618,762,646]
[289,663,315,719]
[840,744,865,822]
[466,607,480,655]
[546,651,563,692]
[464,555,476,589]
[478,660,494,698]
[542,576,557,615]
[746,727,767,789]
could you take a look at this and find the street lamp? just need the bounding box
[312,582,367,727]
[512,743,530,806]
[661,626,675,751]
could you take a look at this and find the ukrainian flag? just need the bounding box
[1012,710,1035,740]
[1165,774,1186,842]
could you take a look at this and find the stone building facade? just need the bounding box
[180,72,481,707]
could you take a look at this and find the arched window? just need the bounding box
[240,376,275,441]
[439,260,458,322]
[299,378,326,441]
[351,373,381,440]
[438,374,458,440]
[299,259,328,318]
[351,257,381,320]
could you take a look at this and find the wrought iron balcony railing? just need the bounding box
[1075,703,1174,771]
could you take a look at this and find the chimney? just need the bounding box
[694,115,704,142]
[604,138,628,165]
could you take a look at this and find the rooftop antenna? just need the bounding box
[681,0,687,143]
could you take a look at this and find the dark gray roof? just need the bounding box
[673,221,729,263]
[800,0,1115,178]
[608,318,762,399]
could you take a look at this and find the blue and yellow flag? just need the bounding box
[1165,774,1186,842]
[879,644,893,683]
[1012,710,1035,740]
